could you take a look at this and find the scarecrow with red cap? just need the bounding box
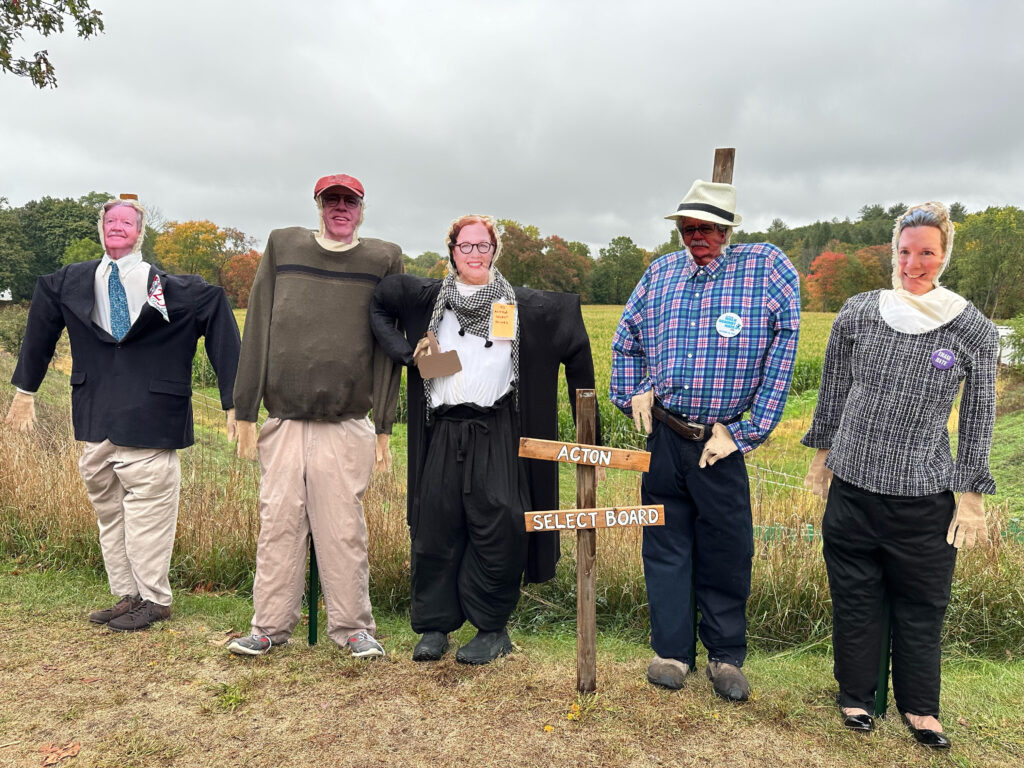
[228,174,403,658]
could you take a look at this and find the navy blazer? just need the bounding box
[12,260,240,450]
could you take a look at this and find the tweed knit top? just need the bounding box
[802,290,998,496]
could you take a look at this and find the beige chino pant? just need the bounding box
[78,440,181,606]
[250,416,377,647]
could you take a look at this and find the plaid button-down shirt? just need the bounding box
[611,243,801,453]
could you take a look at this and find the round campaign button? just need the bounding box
[716,312,743,338]
[931,349,955,370]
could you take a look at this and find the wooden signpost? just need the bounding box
[519,389,662,693]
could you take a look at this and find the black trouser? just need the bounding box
[410,396,529,634]
[823,476,957,717]
[641,419,753,667]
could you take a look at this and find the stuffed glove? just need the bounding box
[4,391,36,432]
[225,408,237,442]
[803,449,833,500]
[947,491,988,549]
[236,420,259,461]
[374,433,391,473]
[699,422,739,468]
[412,336,432,366]
[631,389,654,435]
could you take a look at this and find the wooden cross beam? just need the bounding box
[519,389,662,693]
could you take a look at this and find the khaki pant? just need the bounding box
[78,440,181,606]
[251,417,376,647]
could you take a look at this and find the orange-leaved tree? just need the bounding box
[220,249,261,308]
[154,220,253,284]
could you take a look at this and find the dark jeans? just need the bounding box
[641,419,753,667]
[823,476,957,717]
[410,397,529,634]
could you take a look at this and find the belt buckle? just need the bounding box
[684,420,705,440]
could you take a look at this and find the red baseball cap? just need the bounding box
[313,174,364,199]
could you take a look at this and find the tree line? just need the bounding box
[2,194,1022,319]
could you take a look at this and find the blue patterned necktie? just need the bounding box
[108,262,130,341]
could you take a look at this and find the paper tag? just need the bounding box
[147,275,170,322]
[716,312,742,338]
[490,302,516,340]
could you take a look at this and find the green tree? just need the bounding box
[948,202,968,223]
[17,193,106,291]
[0,202,33,299]
[1,0,105,88]
[60,236,102,265]
[405,250,444,277]
[944,206,1024,319]
[590,236,645,305]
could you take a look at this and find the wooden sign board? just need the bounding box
[519,438,650,472]
[526,505,665,532]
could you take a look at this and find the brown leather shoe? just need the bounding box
[706,661,751,702]
[88,595,141,625]
[107,599,171,632]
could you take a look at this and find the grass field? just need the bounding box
[2,303,1024,765]
[1,565,1022,768]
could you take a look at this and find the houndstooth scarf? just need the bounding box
[425,270,520,419]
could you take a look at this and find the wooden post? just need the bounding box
[575,389,598,693]
[713,148,735,184]
[307,537,319,646]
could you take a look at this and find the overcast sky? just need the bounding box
[2,0,1022,256]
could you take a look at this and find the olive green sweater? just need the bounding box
[233,227,403,432]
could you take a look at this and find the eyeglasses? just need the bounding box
[454,242,494,254]
[680,223,726,237]
[321,193,362,209]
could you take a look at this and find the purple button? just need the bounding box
[931,349,955,370]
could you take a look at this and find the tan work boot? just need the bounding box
[647,656,691,689]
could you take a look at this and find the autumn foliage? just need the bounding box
[220,249,261,308]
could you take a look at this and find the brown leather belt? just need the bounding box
[651,402,735,442]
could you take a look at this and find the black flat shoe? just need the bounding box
[841,710,875,733]
[901,714,951,749]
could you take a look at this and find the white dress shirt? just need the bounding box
[91,252,152,335]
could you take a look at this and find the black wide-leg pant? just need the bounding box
[823,476,957,717]
[410,397,529,634]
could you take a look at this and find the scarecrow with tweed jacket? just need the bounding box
[371,214,598,665]
[802,202,998,748]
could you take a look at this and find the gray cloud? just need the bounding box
[2,0,1021,256]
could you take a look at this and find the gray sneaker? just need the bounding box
[346,630,385,658]
[647,655,691,690]
[227,633,274,656]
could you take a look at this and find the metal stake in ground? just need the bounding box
[519,388,663,693]
[308,537,319,645]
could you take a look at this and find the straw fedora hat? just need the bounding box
[665,180,742,227]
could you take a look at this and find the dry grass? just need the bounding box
[1,570,1022,768]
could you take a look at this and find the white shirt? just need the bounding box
[91,252,152,335]
[432,282,515,408]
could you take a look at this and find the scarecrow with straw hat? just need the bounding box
[611,179,801,700]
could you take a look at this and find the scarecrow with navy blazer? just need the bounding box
[5,195,240,631]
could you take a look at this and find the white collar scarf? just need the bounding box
[878,286,967,334]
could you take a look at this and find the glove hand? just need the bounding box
[699,422,739,468]
[374,433,391,473]
[236,420,259,461]
[803,448,833,500]
[4,391,36,432]
[225,408,237,442]
[947,491,987,549]
[412,336,432,367]
[631,389,654,435]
